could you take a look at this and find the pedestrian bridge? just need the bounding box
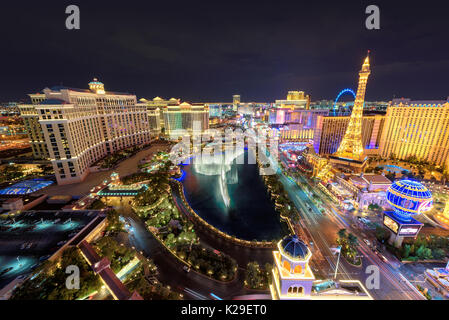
[78,240,143,300]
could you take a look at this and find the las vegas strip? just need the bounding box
[0,1,448,304]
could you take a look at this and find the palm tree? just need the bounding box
[337,229,347,240]
[347,233,358,248]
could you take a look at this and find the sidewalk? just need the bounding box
[39,144,170,197]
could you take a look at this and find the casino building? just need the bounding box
[270,235,372,300]
[275,91,311,110]
[162,102,209,139]
[313,114,385,156]
[384,180,433,247]
[332,173,392,210]
[19,79,155,185]
[138,96,180,132]
[379,98,449,171]
[19,94,49,159]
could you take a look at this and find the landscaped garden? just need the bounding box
[93,236,136,273]
[104,209,125,235]
[11,247,102,300]
[130,155,238,282]
[126,268,183,300]
[261,170,296,221]
[336,229,362,266]
[367,155,449,183]
[376,231,449,262]
[176,244,237,281]
[244,261,272,290]
[96,143,152,169]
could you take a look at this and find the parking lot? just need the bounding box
[0,210,100,289]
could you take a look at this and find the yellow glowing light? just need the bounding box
[334,53,371,162]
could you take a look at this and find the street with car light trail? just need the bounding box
[106,197,270,300]
[277,166,425,300]
[98,142,424,300]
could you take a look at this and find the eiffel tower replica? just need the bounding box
[330,52,371,173]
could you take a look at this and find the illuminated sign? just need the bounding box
[383,212,423,238]
[383,215,399,234]
[398,226,420,237]
[418,199,433,213]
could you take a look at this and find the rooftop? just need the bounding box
[391,98,449,107]
[280,235,310,260]
[45,85,132,96]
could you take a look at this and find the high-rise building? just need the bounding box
[19,79,154,185]
[275,91,311,110]
[314,114,385,155]
[331,53,371,172]
[233,95,241,111]
[444,201,449,219]
[162,102,209,139]
[267,109,329,142]
[268,109,328,126]
[19,93,49,159]
[379,98,449,170]
[139,97,180,131]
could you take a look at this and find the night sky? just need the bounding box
[1,0,448,103]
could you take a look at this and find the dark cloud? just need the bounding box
[0,0,448,102]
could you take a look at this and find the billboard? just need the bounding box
[383,215,399,234]
[383,212,423,238]
[398,225,422,237]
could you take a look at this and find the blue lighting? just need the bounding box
[381,165,409,174]
[210,293,223,300]
[334,88,356,110]
[174,169,186,182]
[386,180,433,222]
[0,179,54,195]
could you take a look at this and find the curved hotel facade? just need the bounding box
[19,80,154,185]
[379,98,449,171]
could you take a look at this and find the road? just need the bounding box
[277,167,425,300]
[109,198,261,300]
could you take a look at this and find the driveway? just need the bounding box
[39,144,171,197]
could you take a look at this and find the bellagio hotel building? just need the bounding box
[19,79,154,185]
[379,98,449,171]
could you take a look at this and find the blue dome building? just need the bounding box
[271,235,315,300]
[386,180,433,222]
[281,235,310,260]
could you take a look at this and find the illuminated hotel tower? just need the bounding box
[331,53,371,172]
[19,79,154,185]
[439,201,449,225]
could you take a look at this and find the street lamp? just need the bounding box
[331,246,342,280]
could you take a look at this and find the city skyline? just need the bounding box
[1,1,449,102]
[1,0,449,305]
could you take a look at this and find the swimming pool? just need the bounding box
[381,165,409,174]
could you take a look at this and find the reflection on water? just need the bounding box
[182,151,286,241]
